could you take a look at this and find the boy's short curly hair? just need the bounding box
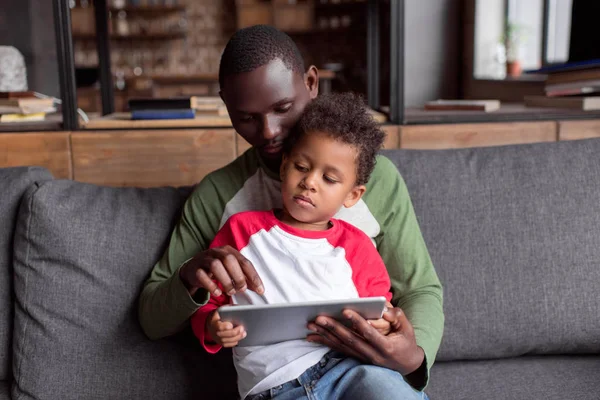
[283,92,385,186]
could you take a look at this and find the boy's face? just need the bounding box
[280,131,366,230]
[220,59,319,170]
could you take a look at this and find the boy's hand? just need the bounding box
[367,301,394,336]
[206,310,247,348]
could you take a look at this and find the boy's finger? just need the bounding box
[216,326,245,338]
[217,322,234,331]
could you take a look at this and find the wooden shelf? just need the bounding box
[108,5,185,14]
[72,31,186,40]
[403,102,600,125]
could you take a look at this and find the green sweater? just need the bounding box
[139,149,444,386]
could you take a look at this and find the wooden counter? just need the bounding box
[2,116,600,188]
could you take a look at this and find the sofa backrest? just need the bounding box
[11,180,238,400]
[383,138,600,361]
[0,167,52,382]
[8,138,600,399]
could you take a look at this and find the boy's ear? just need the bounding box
[343,185,366,208]
[280,154,289,181]
[304,65,319,99]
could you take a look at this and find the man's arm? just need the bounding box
[371,155,444,386]
[307,156,444,390]
[138,190,213,340]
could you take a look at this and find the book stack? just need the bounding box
[128,96,227,120]
[424,99,501,112]
[525,59,600,111]
[0,92,56,123]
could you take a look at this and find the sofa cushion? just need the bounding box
[382,138,600,361]
[12,180,237,400]
[426,355,600,400]
[0,167,53,381]
[0,380,10,400]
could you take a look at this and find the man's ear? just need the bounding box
[304,65,319,99]
[343,185,366,208]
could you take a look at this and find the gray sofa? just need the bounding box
[2,138,599,400]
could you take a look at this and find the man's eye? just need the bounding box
[239,115,254,122]
[275,105,292,114]
[295,164,308,172]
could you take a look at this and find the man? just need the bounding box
[139,25,443,396]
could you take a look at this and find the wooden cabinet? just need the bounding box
[399,122,557,149]
[71,129,236,187]
[0,132,72,179]
[558,120,600,141]
[3,118,600,188]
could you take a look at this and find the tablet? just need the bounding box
[218,296,387,347]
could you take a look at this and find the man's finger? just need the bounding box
[387,307,412,335]
[221,253,248,292]
[195,268,222,297]
[237,254,264,294]
[208,257,237,295]
[341,310,389,354]
[314,315,380,362]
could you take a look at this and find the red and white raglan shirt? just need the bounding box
[191,210,392,399]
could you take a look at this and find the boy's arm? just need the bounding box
[370,156,444,388]
[191,285,230,353]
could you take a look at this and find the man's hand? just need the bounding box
[179,245,265,297]
[307,306,424,377]
[206,310,246,348]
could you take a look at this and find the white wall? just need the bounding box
[404,0,461,107]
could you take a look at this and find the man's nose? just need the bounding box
[261,116,282,140]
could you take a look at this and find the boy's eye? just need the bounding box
[295,164,308,172]
[239,114,254,122]
[324,175,338,184]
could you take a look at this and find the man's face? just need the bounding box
[220,59,318,168]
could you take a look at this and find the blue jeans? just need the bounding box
[246,352,429,400]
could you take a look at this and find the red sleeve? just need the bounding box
[190,282,230,354]
[341,227,392,302]
[191,218,239,353]
[209,216,238,249]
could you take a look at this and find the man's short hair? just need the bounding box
[283,92,386,186]
[219,25,305,88]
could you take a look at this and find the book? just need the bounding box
[545,79,600,97]
[0,112,46,123]
[0,91,36,99]
[546,68,600,86]
[130,109,195,120]
[524,95,600,111]
[0,98,54,114]
[424,99,501,112]
[0,105,56,115]
[525,58,600,75]
[128,97,192,111]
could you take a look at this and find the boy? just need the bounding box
[191,93,425,400]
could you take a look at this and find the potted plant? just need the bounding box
[502,22,527,77]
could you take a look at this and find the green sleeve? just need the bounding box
[138,152,257,340]
[364,155,444,389]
